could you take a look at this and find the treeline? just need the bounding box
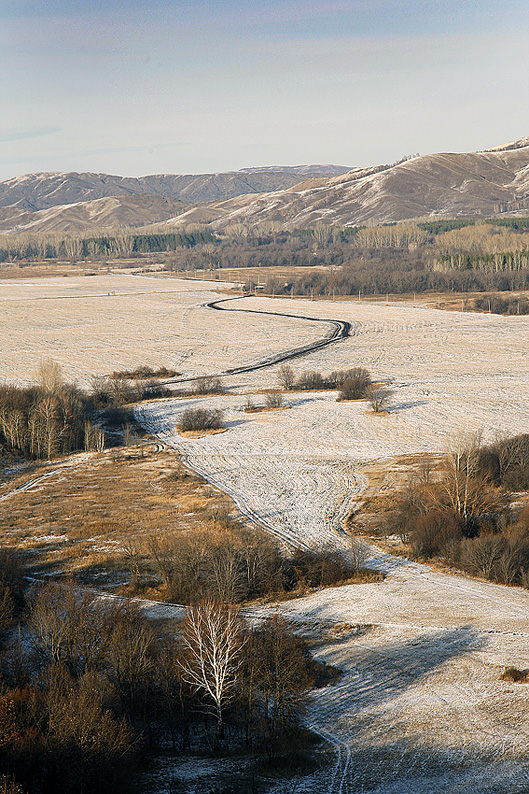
[471,294,529,315]
[0,360,170,460]
[166,225,358,272]
[129,512,373,604]
[0,229,215,262]
[384,434,529,587]
[272,251,529,297]
[0,569,326,793]
[418,217,529,235]
[434,251,529,272]
[0,381,95,459]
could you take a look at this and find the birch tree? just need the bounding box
[178,599,244,742]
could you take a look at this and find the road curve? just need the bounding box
[164,295,352,384]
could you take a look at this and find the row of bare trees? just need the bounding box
[0,383,91,459]
[0,359,168,460]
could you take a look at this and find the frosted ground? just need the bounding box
[0,274,325,386]
[4,274,529,791]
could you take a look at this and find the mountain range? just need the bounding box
[1,138,529,235]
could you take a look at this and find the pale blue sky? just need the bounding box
[2,0,529,179]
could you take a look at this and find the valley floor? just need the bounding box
[3,274,529,791]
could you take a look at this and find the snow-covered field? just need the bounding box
[133,287,529,793]
[136,289,529,551]
[0,274,325,386]
[5,274,529,791]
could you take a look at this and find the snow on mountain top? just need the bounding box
[483,136,529,152]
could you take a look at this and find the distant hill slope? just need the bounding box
[0,194,189,235]
[0,166,351,213]
[157,139,529,230]
[3,141,529,235]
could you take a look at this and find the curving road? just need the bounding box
[162,295,352,384]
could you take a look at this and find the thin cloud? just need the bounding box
[0,127,61,143]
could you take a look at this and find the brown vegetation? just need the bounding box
[377,434,529,587]
[336,369,372,401]
[178,408,224,433]
[501,666,528,683]
[192,376,225,396]
[0,360,171,462]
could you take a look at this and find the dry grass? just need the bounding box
[0,443,241,591]
[178,428,227,438]
[501,667,529,683]
[345,452,445,550]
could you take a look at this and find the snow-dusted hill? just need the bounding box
[159,138,529,229]
[0,166,350,213]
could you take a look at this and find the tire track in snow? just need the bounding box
[0,468,65,502]
[159,295,355,384]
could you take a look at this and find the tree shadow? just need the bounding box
[310,624,484,717]
[389,399,428,412]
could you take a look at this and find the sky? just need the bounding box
[2,0,529,180]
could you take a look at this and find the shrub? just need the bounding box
[285,547,356,589]
[501,666,528,683]
[367,385,393,413]
[460,534,506,580]
[264,390,283,409]
[178,408,224,432]
[336,368,372,400]
[409,510,463,560]
[478,434,529,490]
[192,376,224,395]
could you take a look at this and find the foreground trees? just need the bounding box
[0,574,323,792]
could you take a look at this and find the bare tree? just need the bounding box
[37,396,59,459]
[178,408,224,432]
[36,357,64,395]
[277,364,295,391]
[367,386,393,413]
[178,599,244,741]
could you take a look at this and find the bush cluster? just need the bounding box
[143,523,367,605]
[0,361,172,460]
[178,408,224,432]
[109,364,178,380]
[278,364,372,395]
[386,437,529,587]
[192,376,225,395]
[478,434,529,490]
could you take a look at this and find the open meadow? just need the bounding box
[3,273,529,791]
